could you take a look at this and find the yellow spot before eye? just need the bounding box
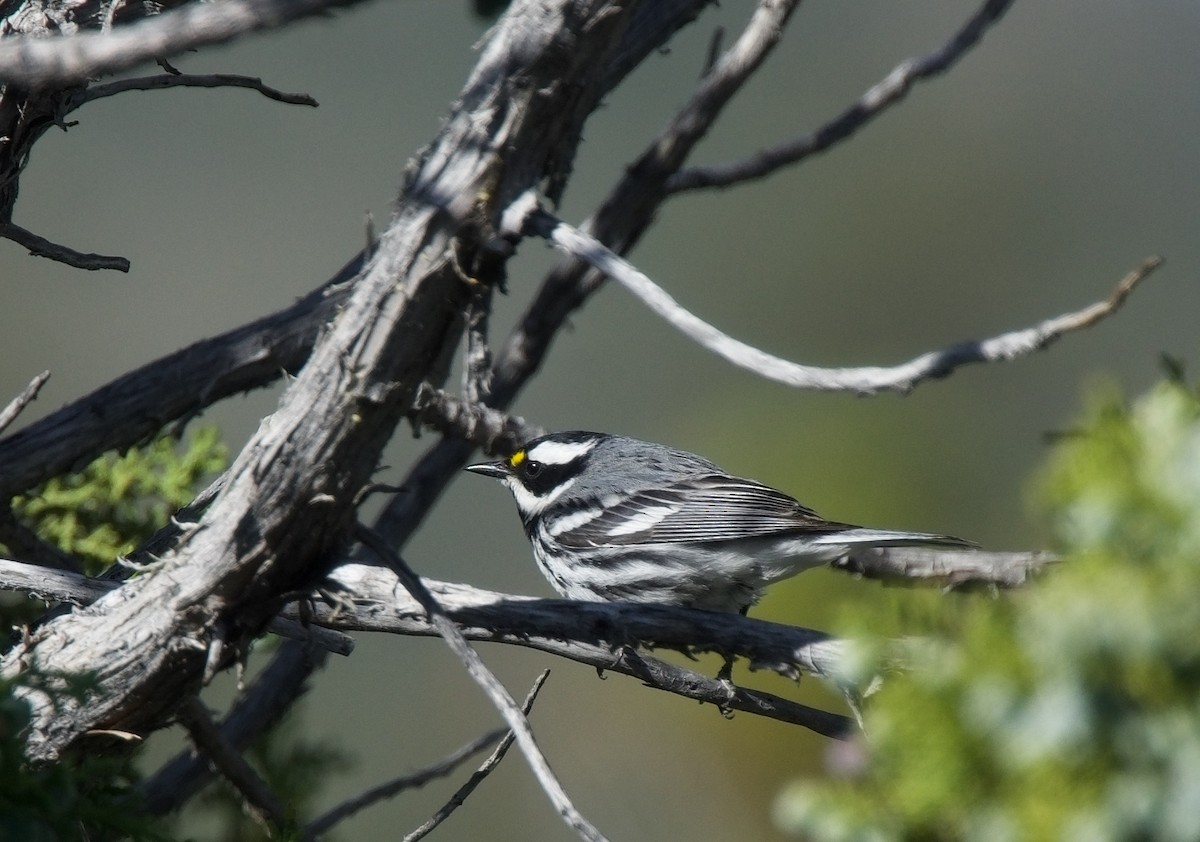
[510,450,526,468]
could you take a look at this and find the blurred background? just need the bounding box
[2,1,1198,839]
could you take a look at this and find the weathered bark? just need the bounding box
[1,0,715,763]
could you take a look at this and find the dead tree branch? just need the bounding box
[357,526,608,842]
[140,639,329,816]
[668,0,1016,193]
[517,201,1160,395]
[0,222,130,272]
[305,670,550,841]
[0,0,713,774]
[0,0,369,87]
[0,369,49,436]
[400,670,551,842]
[177,697,289,832]
[71,73,319,108]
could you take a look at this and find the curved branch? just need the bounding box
[520,203,1160,395]
[668,0,1016,193]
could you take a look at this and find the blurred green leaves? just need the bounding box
[775,373,1200,841]
[10,425,226,573]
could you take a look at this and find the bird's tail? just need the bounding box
[814,528,976,549]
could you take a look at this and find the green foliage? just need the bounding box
[0,671,172,842]
[10,426,227,574]
[775,376,1200,841]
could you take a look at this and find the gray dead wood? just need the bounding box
[1,0,713,764]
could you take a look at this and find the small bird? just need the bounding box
[466,431,972,614]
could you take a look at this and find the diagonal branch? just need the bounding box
[0,370,50,436]
[0,251,364,501]
[519,201,1161,395]
[141,639,329,816]
[177,697,289,833]
[356,527,609,842]
[668,0,1016,193]
[402,670,551,842]
[306,670,550,842]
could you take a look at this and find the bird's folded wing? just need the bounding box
[553,474,852,547]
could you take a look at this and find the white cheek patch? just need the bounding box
[605,504,678,536]
[507,476,577,516]
[525,438,596,466]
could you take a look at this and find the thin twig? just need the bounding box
[71,73,319,108]
[354,526,609,842]
[0,370,50,436]
[177,697,289,833]
[1,222,130,272]
[668,0,1016,192]
[0,0,369,87]
[404,670,551,842]
[519,202,1160,395]
[304,721,514,841]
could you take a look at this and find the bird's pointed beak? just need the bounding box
[465,460,510,480]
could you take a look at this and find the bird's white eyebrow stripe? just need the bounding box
[525,439,596,465]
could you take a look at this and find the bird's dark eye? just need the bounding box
[524,460,543,478]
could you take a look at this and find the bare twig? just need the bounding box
[355,526,609,842]
[0,0,369,87]
[0,370,50,436]
[177,697,289,833]
[71,73,319,108]
[306,672,551,842]
[519,203,1160,395]
[408,384,544,454]
[404,670,552,842]
[1,222,130,272]
[668,0,1016,193]
[304,726,510,841]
